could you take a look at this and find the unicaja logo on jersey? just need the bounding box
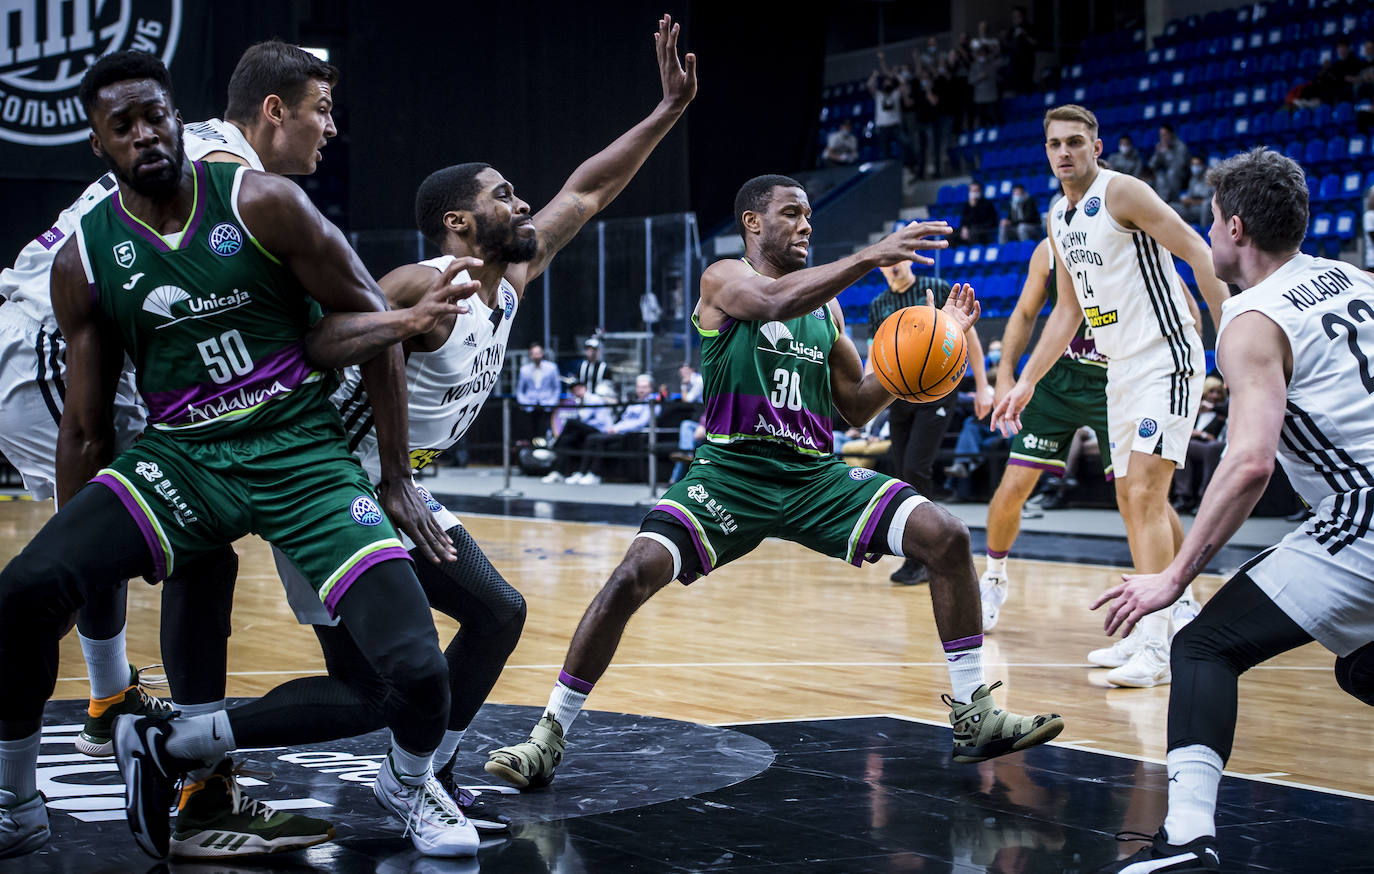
[113,241,136,268]
[141,284,190,319]
[208,222,242,256]
[350,495,383,526]
[1084,196,1102,217]
[0,1,183,146]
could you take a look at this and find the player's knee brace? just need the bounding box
[1335,643,1374,707]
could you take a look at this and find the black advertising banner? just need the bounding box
[0,0,212,181]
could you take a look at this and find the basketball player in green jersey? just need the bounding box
[0,52,481,859]
[487,175,1066,789]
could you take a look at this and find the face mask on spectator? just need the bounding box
[987,350,1002,365]
[1191,163,1205,176]
[1011,192,1027,204]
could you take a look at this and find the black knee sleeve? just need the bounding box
[419,525,526,636]
[1335,643,1374,707]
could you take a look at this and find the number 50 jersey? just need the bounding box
[1218,254,1374,513]
[76,162,330,440]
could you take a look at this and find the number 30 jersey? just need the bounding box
[1218,254,1374,511]
[76,161,329,440]
[335,256,518,482]
[1049,167,1199,363]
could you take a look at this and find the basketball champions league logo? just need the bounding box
[0,1,182,146]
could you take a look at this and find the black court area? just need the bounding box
[12,702,1373,873]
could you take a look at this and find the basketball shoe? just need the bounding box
[484,713,566,789]
[372,755,478,857]
[171,758,335,858]
[1106,639,1171,688]
[0,789,48,859]
[1096,828,1220,872]
[979,568,1009,631]
[114,713,200,859]
[1088,627,1145,669]
[434,758,511,834]
[944,681,1065,763]
[77,664,175,757]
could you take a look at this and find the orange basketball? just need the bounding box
[870,306,968,403]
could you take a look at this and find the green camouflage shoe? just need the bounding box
[171,758,335,858]
[484,713,566,789]
[945,681,1064,763]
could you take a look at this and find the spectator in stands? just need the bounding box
[1363,185,1374,273]
[1001,6,1039,95]
[959,182,999,245]
[918,36,941,71]
[822,119,858,167]
[999,183,1040,243]
[574,336,609,390]
[949,43,974,133]
[932,58,961,175]
[516,342,562,442]
[543,379,615,483]
[1171,154,1214,226]
[677,362,703,403]
[1148,123,1189,202]
[840,408,891,471]
[1106,134,1143,178]
[1171,376,1228,514]
[867,62,910,166]
[578,374,659,485]
[1352,39,1374,103]
[968,44,1001,129]
[907,65,939,179]
[970,20,999,56]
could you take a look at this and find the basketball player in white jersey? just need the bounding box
[172,14,697,837]
[1092,147,1374,872]
[991,105,1229,688]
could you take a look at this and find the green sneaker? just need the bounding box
[944,681,1064,763]
[76,664,174,757]
[171,758,335,858]
[484,713,566,789]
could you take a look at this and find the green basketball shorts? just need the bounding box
[1009,361,1113,479]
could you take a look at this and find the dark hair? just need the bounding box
[1206,147,1309,253]
[734,174,803,238]
[1159,123,1175,134]
[78,51,174,116]
[415,163,492,247]
[225,40,339,124]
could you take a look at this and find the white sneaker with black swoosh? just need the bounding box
[1096,828,1220,872]
[113,714,198,859]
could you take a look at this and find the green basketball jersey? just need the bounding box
[696,259,839,457]
[1046,239,1108,378]
[76,161,331,440]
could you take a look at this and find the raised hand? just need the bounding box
[867,220,952,267]
[656,14,697,112]
[929,282,979,333]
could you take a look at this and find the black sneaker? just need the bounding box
[435,759,511,834]
[890,559,929,586]
[1097,829,1220,873]
[113,713,198,859]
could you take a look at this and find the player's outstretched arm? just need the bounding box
[51,241,125,505]
[703,221,953,326]
[994,239,1052,407]
[1106,173,1229,332]
[237,170,456,563]
[520,14,697,287]
[829,303,895,426]
[1094,311,1289,635]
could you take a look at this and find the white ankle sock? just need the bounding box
[164,711,234,765]
[547,671,592,733]
[434,729,465,770]
[0,732,40,799]
[943,635,985,703]
[1136,610,1169,646]
[389,744,434,786]
[985,555,1007,576]
[1162,744,1223,843]
[173,701,227,783]
[79,626,129,700]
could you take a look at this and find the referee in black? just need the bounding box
[868,260,991,584]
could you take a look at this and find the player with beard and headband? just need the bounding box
[0,41,459,861]
[244,13,696,833]
[0,51,479,860]
[485,174,1066,791]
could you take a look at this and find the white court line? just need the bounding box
[733,712,1374,803]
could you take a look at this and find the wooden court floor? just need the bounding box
[3,498,1369,799]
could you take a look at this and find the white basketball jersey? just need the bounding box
[1218,254,1374,540]
[336,256,519,481]
[0,119,263,332]
[1049,167,1200,363]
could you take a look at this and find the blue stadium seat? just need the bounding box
[1342,171,1364,200]
[1332,103,1355,128]
[1311,212,1334,239]
[1303,139,1326,166]
[1317,173,1342,202]
[1336,211,1357,240]
[1349,135,1368,161]
[1270,108,1292,134]
[1325,136,1347,165]
[1284,139,1304,161]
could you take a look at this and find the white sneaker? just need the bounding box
[540,471,565,484]
[1087,628,1144,668]
[566,472,586,484]
[579,472,602,485]
[1169,596,1201,642]
[372,757,478,857]
[1106,640,1171,688]
[979,569,1009,632]
[0,789,49,859]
